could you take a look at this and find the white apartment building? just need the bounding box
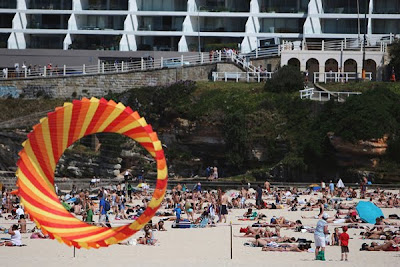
[0,0,399,53]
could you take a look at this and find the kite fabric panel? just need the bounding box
[14,97,168,249]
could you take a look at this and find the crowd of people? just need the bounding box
[1,176,400,257]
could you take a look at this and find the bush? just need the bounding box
[264,65,304,93]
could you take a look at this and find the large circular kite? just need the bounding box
[15,97,168,248]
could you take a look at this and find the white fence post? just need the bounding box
[63,65,66,76]
[256,48,258,58]
[5,68,8,79]
[201,53,204,64]
[24,67,27,78]
[322,40,325,51]
[83,64,86,74]
[218,51,222,61]
[181,55,184,66]
[122,61,125,72]
[160,57,164,68]
[102,62,105,73]
[141,58,144,70]
[98,59,100,73]
[43,66,47,77]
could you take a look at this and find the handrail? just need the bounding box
[300,87,362,102]
[314,72,372,83]
[0,51,260,81]
[212,71,273,83]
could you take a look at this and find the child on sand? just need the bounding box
[339,226,350,261]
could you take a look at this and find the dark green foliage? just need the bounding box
[332,87,400,142]
[389,40,400,79]
[264,65,304,93]
[224,111,248,168]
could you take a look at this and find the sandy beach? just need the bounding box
[0,188,400,267]
[1,190,399,267]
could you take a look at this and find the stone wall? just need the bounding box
[250,57,281,72]
[0,63,220,98]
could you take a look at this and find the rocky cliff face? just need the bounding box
[327,132,388,168]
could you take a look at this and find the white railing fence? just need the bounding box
[313,72,372,83]
[212,71,273,83]
[300,88,362,102]
[1,51,256,80]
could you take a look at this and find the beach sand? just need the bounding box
[1,192,399,267]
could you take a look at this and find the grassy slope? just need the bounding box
[0,99,65,123]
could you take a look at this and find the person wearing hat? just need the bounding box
[314,213,329,261]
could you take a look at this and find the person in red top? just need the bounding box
[339,226,350,261]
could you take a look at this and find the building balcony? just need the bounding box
[259,0,308,13]
[260,18,305,33]
[137,0,187,12]
[0,13,13,28]
[372,19,400,34]
[75,15,125,31]
[82,0,128,11]
[0,0,16,9]
[27,0,73,10]
[26,34,65,49]
[196,0,249,12]
[138,16,184,31]
[199,17,247,32]
[321,19,367,34]
[26,14,69,29]
[373,0,400,14]
[322,0,369,14]
[137,36,180,51]
[69,34,121,50]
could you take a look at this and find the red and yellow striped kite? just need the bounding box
[15,97,168,248]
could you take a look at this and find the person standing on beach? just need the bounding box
[314,213,329,261]
[329,180,335,197]
[339,226,350,261]
[256,185,263,209]
[264,180,271,194]
[219,191,228,223]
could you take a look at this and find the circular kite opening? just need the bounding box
[15,98,168,249]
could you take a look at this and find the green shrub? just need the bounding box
[264,65,304,93]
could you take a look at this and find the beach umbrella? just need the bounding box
[308,184,321,191]
[337,179,345,188]
[356,201,384,224]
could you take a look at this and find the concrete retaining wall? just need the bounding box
[0,63,222,99]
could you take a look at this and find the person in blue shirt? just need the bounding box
[314,213,329,261]
[196,182,202,193]
[98,192,107,227]
[174,204,182,223]
[329,180,335,197]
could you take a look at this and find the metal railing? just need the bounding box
[241,46,280,59]
[212,71,273,83]
[0,51,255,80]
[300,88,361,102]
[314,72,372,83]
[282,36,392,53]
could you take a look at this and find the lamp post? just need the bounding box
[357,0,360,42]
[362,0,367,80]
[197,6,202,53]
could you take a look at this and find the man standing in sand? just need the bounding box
[314,213,329,261]
[264,180,271,194]
[219,191,228,223]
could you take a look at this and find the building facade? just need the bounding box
[0,0,399,53]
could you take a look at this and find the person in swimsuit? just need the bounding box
[219,191,228,223]
[331,227,340,246]
[0,224,21,246]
